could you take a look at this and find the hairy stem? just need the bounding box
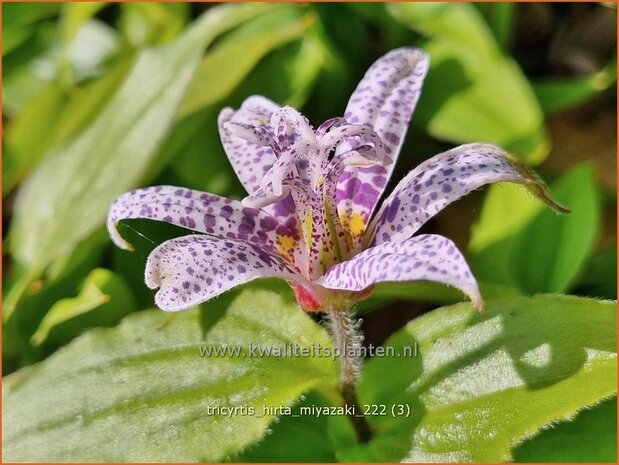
[326,305,372,443]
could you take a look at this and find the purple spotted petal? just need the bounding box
[107,185,297,256]
[336,48,429,237]
[369,143,569,246]
[319,234,483,310]
[343,47,428,159]
[218,96,280,195]
[145,235,309,311]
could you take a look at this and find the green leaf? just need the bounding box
[51,52,136,145]
[177,6,313,119]
[58,19,121,84]
[337,295,616,462]
[574,245,617,300]
[58,2,106,48]
[2,3,61,28]
[3,52,134,197]
[510,165,601,293]
[2,22,57,116]
[230,391,338,462]
[370,281,521,306]
[388,2,549,164]
[533,59,617,115]
[469,165,601,294]
[512,396,617,462]
[165,20,324,192]
[30,268,136,349]
[3,286,338,461]
[2,3,60,55]
[166,108,245,195]
[2,231,110,370]
[3,84,68,195]
[9,3,276,269]
[476,2,516,51]
[56,1,110,85]
[3,23,36,56]
[118,2,189,47]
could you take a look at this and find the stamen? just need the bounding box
[271,106,317,146]
[224,121,276,148]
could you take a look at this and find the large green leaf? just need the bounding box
[469,165,601,294]
[9,3,276,269]
[3,286,338,461]
[388,2,548,164]
[335,295,616,462]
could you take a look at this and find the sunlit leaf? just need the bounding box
[3,287,338,461]
[335,295,616,462]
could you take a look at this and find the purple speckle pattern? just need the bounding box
[319,234,482,310]
[369,143,534,246]
[145,235,307,311]
[218,96,280,194]
[106,47,565,313]
[336,48,429,237]
[107,185,294,256]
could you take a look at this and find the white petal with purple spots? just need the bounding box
[218,96,280,195]
[145,235,308,311]
[107,185,296,255]
[336,48,429,237]
[343,47,428,159]
[369,143,569,246]
[319,234,482,310]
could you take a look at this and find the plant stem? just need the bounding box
[327,305,373,443]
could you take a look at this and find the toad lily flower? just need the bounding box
[107,48,566,312]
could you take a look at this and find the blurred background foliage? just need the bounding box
[2,2,616,462]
